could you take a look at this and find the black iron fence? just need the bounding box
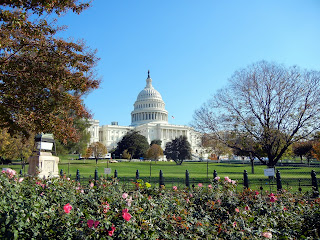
[59,168,320,197]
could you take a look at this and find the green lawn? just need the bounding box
[2,155,319,192]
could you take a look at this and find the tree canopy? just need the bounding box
[0,128,34,162]
[292,141,313,163]
[164,135,191,165]
[85,142,107,160]
[55,119,91,155]
[193,61,320,167]
[0,0,99,143]
[146,144,164,161]
[150,139,162,146]
[114,131,149,159]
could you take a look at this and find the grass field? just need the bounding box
[3,155,319,193]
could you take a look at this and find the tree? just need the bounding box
[146,144,164,162]
[122,149,131,160]
[164,136,191,165]
[0,128,34,163]
[150,139,162,146]
[193,61,320,167]
[86,142,107,164]
[114,131,149,159]
[56,119,91,155]
[201,134,232,161]
[292,141,313,163]
[312,142,320,161]
[0,0,99,143]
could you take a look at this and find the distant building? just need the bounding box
[88,71,202,158]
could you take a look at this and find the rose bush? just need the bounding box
[0,169,319,239]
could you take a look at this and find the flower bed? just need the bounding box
[1,168,319,239]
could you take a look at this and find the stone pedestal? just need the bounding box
[28,152,59,178]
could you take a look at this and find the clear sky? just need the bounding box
[56,0,320,127]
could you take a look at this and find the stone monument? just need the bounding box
[28,133,60,178]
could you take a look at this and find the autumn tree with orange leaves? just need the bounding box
[0,0,99,143]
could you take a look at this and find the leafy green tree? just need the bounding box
[164,136,191,165]
[114,131,149,159]
[150,139,162,146]
[292,141,313,163]
[193,61,320,167]
[146,144,164,162]
[0,0,99,143]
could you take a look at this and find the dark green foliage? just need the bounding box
[150,139,162,146]
[164,135,191,165]
[114,131,149,159]
[292,141,313,163]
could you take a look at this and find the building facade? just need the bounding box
[88,71,202,158]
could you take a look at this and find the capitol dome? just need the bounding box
[131,71,168,126]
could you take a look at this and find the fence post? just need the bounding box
[19,169,23,176]
[76,169,80,182]
[136,170,139,180]
[213,170,217,179]
[114,169,118,178]
[243,170,249,189]
[276,170,282,191]
[60,169,64,178]
[311,170,319,197]
[185,170,190,188]
[94,169,98,186]
[159,170,165,187]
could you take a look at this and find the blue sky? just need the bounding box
[56,0,320,127]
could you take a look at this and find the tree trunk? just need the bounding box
[251,159,254,174]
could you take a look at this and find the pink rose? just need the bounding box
[224,176,232,183]
[269,193,277,202]
[126,196,133,207]
[208,184,213,189]
[108,225,116,236]
[235,208,239,213]
[87,219,99,228]
[18,178,24,183]
[103,202,110,213]
[262,231,272,238]
[87,219,94,228]
[122,192,128,199]
[122,208,132,221]
[89,182,94,188]
[198,183,203,187]
[63,203,72,214]
[172,186,177,191]
[214,176,220,181]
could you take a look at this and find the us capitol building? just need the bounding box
[87,71,202,159]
